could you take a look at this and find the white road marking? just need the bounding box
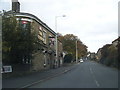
[95,79,100,87]
[90,67,93,74]
[89,67,100,87]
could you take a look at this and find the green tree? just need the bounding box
[99,44,111,64]
[58,34,88,62]
[2,14,36,64]
[106,45,118,67]
[99,42,118,68]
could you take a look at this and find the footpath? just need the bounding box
[2,63,77,89]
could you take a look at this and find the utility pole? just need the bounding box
[76,40,78,63]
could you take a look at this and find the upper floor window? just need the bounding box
[39,26,42,30]
[43,31,47,44]
[39,30,43,36]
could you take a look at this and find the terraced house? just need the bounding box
[2,0,63,74]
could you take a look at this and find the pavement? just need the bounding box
[2,63,77,89]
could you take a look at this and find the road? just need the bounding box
[29,60,118,88]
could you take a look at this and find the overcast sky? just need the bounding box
[0,0,119,53]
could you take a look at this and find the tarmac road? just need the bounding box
[29,60,118,88]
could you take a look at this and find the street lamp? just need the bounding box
[55,15,66,68]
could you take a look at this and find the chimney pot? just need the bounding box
[12,0,20,12]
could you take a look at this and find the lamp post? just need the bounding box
[76,40,78,63]
[55,15,66,68]
[75,36,78,63]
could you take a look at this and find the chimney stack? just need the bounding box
[12,0,20,12]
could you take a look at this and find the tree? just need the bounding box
[58,34,88,62]
[2,14,36,64]
[107,45,118,67]
[2,15,18,64]
[99,42,118,68]
[99,44,111,64]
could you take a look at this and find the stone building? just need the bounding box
[96,48,102,62]
[57,40,63,67]
[2,0,64,73]
[89,52,96,61]
[112,37,120,47]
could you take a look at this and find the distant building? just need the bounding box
[96,48,102,62]
[89,52,96,61]
[112,37,120,47]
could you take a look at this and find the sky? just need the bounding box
[0,0,119,53]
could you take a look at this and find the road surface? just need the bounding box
[29,60,118,88]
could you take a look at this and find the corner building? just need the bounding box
[16,12,58,71]
[3,0,64,72]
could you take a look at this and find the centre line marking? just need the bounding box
[89,67,100,87]
[95,79,100,87]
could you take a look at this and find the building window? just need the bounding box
[39,30,43,36]
[38,35,43,41]
[49,35,55,46]
[43,31,47,44]
[38,26,43,41]
[20,20,31,30]
[39,26,42,30]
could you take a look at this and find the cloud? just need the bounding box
[0,0,11,11]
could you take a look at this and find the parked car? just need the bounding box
[80,59,83,63]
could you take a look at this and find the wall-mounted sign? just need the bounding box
[16,18,33,22]
[1,66,12,73]
[22,21,28,24]
[21,18,33,22]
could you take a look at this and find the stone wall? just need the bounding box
[31,51,51,71]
